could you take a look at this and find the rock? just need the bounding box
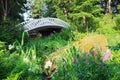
[101,48,112,62]
[73,35,108,54]
[48,35,112,62]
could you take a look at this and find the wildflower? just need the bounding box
[73,58,77,64]
[44,60,52,69]
[8,44,14,50]
[23,57,29,63]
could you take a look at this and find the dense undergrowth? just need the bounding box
[0,15,120,80]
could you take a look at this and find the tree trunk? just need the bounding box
[82,16,89,33]
[3,12,7,21]
[105,0,111,14]
[0,0,9,21]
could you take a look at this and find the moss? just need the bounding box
[74,35,107,54]
[48,35,108,61]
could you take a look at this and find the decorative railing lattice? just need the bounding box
[18,18,70,31]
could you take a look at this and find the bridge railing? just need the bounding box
[18,18,70,31]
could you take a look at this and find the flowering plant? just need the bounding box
[43,60,57,79]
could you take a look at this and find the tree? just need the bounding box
[30,0,47,18]
[0,0,27,43]
[0,0,27,21]
[30,0,120,32]
[105,0,111,14]
[100,0,120,14]
[31,0,41,18]
[45,0,100,32]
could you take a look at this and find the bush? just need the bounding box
[52,48,120,80]
[114,15,120,30]
[70,12,99,33]
[0,41,43,80]
[26,27,74,57]
[0,19,23,44]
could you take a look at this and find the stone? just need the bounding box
[48,35,112,62]
[101,48,112,62]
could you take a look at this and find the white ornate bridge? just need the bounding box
[18,18,70,32]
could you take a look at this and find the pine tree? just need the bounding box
[45,0,101,32]
[31,0,43,18]
[31,0,47,18]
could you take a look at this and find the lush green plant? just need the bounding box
[26,28,74,57]
[0,37,43,80]
[114,15,120,30]
[70,12,99,33]
[0,24,120,80]
[1,0,120,79]
[0,19,24,44]
[52,48,120,80]
[0,41,6,50]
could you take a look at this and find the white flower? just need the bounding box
[44,60,52,69]
[8,44,14,50]
[32,55,36,60]
[23,57,29,63]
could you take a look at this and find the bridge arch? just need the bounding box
[18,18,70,37]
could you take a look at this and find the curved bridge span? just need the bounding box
[18,18,70,32]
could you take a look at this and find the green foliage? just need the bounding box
[0,25,120,79]
[31,0,43,18]
[0,0,27,44]
[27,28,74,57]
[0,40,43,80]
[6,71,23,80]
[70,12,99,32]
[96,15,120,47]
[44,0,100,33]
[0,19,23,43]
[0,0,120,80]
[0,51,21,79]
[0,0,26,20]
[52,48,120,80]
[0,41,6,49]
[114,14,120,30]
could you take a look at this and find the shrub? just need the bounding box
[52,48,119,80]
[47,35,110,62]
[70,12,99,33]
[114,15,120,30]
[0,19,23,44]
[0,41,43,80]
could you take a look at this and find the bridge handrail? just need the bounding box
[18,18,70,31]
